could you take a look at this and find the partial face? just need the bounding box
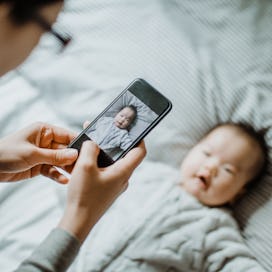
[0,2,63,76]
[180,126,262,206]
[114,107,136,129]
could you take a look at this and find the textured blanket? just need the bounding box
[74,162,266,272]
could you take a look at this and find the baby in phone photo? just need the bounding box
[86,105,137,159]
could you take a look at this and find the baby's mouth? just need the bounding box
[195,174,209,189]
[115,121,122,127]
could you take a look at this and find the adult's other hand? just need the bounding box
[0,122,78,183]
[59,140,146,242]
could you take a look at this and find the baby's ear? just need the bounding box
[229,187,247,205]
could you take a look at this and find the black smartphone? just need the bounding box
[68,78,172,167]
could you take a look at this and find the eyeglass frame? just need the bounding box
[32,13,72,52]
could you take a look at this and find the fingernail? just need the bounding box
[64,149,78,157]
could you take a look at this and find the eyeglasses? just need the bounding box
[32,13,72,52]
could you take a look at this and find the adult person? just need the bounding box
[0,0,146,271]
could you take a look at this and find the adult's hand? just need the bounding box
[0,122,78,183]
[58,140,146,242]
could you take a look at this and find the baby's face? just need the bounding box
[180,126,262,206]
[114,107,135,129]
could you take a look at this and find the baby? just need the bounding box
[87,105,137,160]
[180,122,268,206]
[83,121,269,272]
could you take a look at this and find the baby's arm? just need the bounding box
[204,210,267,272]
[120,132,133,150]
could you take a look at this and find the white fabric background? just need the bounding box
[0,0,272,271]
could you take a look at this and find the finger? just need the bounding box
[49,142,77,150]
[56,163,75,174]
[41,124,78,145]
[36,147,78,167]
[51,142,67,149]
[62,163,75,174]
[83,120,91,129]
[52,126,78,144]
[116,141,146,171]
[103,141,146,180]
[41,165,69,184]
[71,141,100,177]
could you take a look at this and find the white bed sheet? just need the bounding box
[0,0,272,271]
[0,74,68,270]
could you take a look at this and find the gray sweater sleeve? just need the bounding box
[14,228,81,272]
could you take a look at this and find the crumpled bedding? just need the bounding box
[0,0,272,271]
[75,162,266,272]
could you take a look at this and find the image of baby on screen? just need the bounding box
[87,105,137,159]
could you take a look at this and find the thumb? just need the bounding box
[37,148,78,166]
[69,141,100,186]
[72,141,100,173]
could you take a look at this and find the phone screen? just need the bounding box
[69,79,172,167]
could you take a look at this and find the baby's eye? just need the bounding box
[224,167,234,175]
[202,150,211,156]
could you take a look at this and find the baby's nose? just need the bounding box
[204,159,219,176]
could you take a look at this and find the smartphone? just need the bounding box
[68,78,172,167]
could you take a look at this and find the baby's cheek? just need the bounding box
[181,161,195,177]
[214,180,236,199]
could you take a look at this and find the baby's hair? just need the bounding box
[122,105,137,120]
[126,104,137,114]
[207,121,270,188]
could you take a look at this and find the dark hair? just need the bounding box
[126,105,137,119]
[207,121,270,188]
[119,105,137,127]
[0,0,63,24]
